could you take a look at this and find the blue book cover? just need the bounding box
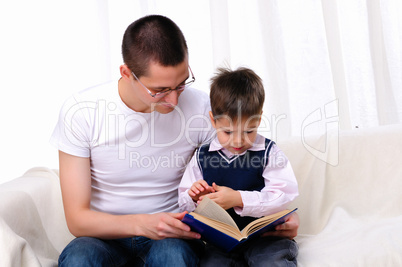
[181,198,297,252]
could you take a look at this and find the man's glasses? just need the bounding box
[131,66,195,98]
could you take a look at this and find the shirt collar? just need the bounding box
[208,134,266,157]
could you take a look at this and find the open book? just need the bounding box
[181,197,297,252]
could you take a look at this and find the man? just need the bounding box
[51,15,299,266]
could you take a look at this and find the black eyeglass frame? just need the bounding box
[131,66,195,98]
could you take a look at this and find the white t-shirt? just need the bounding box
[50,81,213,215]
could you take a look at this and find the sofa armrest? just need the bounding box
[0,167,74,267]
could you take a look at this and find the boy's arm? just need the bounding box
[59,151,200,240]
[178,153,207,212]
[234,145,299,217]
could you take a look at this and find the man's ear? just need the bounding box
[209,111,216,129]
[120,64,132,81]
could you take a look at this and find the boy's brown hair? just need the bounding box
[210,67,265,120]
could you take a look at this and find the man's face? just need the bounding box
[131,60,190,114]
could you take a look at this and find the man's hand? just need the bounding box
[188,180,215,202]
[262,212,299,239]
[137,212,201,240]
[199,183,243,210]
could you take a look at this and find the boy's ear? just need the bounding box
[120,64,132,81]
[257,111,263,126]
[209,111,216,129]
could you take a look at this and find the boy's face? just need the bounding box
[210,112,262,155]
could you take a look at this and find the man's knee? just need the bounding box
[58,237,114,267]
[146,239,204,266]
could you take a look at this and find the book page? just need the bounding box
[194,197,238,230]
[241,209,294,236]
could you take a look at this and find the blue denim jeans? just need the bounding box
[200,237,298,267]
[58,236,204,267]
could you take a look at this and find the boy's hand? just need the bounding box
[199,182,243,210]
[188,180,215,202]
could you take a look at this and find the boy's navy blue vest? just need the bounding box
[196,138,274,230]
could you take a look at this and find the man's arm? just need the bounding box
[59,151,200,240]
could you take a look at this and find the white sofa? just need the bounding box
[1,124,402,266]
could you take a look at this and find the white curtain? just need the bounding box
[0,0,401,183]
[104,0,402,138]
[207,0,402,138]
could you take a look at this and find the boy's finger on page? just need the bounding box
[196,183,205,192]
[200,180,210,189]
[193,186,201,194]
[189,188,198,196]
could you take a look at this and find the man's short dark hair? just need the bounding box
[122,15,188,77]
[210,67,265,121]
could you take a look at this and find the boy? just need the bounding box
[178,67,299,266]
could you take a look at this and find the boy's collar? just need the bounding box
[208,134,266,155]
